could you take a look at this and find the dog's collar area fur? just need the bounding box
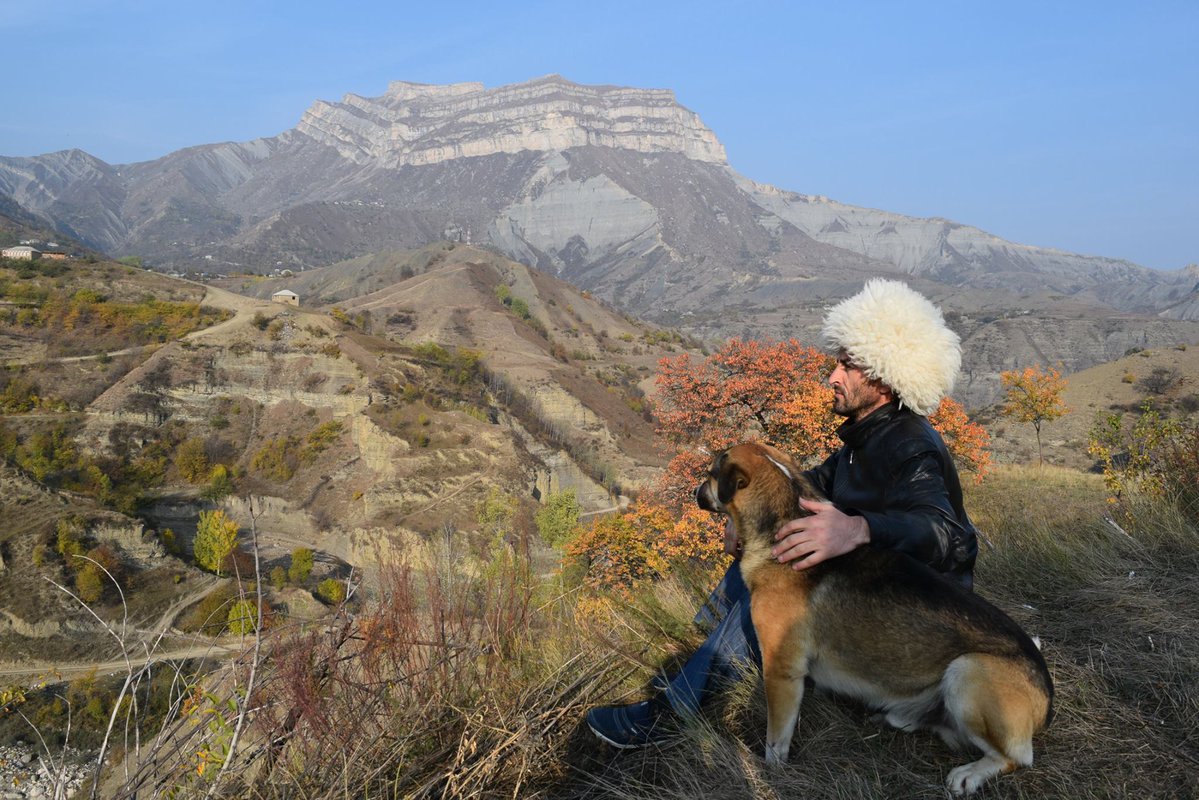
[731,446,822,548]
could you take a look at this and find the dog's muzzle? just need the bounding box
[696,481,720,513]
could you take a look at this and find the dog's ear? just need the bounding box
[717,459,748,505]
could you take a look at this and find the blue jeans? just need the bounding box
[662,561,761,716]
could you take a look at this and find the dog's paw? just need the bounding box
[763,743,788,767]
[946,755,1009,796]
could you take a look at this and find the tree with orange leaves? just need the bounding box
[1000,365,1069,466]
[928,397,992,482]
[652,338,840,510]
[565,512,667,593]
[565,503,727,593]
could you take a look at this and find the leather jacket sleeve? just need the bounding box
[801,450,839,499]
[796,404,978,581]
[853,440,967,573]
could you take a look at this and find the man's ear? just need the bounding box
[717,462,748,505]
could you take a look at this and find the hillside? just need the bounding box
[986,343,1199,469]
[2,249,1198,799]
[0,246,696,685]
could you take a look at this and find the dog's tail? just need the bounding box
[1027,635,1055,728]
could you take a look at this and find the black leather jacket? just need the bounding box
[803,402,979,588]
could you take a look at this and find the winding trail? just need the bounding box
[0,641,241,683]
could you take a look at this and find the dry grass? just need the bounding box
[984,344,1199,469]
[80,465,1199,798]
[559,466,1199,799]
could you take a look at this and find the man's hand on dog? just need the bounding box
[773,499,870,569]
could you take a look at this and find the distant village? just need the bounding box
[1,241,71,260]
[2,238,311,310]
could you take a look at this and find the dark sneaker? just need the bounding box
[586,697,674,748]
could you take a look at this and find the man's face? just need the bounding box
[829,351,890,421]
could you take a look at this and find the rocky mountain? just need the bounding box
[2,75,1196,406]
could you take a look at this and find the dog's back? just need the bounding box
[802,548,1053,731]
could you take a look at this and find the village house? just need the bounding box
[2,245,41,260]
[272,289,300,307]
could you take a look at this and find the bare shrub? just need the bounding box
[1138,365,1182,396]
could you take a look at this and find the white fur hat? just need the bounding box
[821,279,960,416]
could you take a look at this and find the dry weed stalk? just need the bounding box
[102,522,627,799]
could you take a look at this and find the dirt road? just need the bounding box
[0,640,242,683]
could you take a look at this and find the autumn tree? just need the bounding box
[565,513,667,592]
[652,338,839,510]
[1000,365,1070,466]
[928,397,992,481]
[175,437,209,483]
[194,510,239,575]
[201,464,235,501]
[75,564,105,603]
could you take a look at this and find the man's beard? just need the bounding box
[832,389,872,419]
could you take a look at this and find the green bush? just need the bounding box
[316,578,346,605]
[227,599,259,635]
[302,421,343,462]
[251,436,299,482]
[288,548,314,585]
[178,582,239,635]
[535,490,581,547]
[56,518,85,563]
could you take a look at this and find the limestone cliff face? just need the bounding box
[294,75,727,168]
[737,176,1158,288]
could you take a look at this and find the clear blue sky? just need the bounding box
[2,0,1195,269]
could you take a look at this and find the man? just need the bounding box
[586,279,980,748]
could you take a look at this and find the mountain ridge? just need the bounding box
[2,75,1196,407]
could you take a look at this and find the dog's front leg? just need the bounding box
[763,664,806,765]
[753,600,807,766]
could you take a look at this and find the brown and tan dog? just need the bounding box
[696,442,1053,796]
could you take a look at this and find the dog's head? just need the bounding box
[696,443,818,537]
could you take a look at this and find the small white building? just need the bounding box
[272,289,300,307]
[2,245,41,261]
